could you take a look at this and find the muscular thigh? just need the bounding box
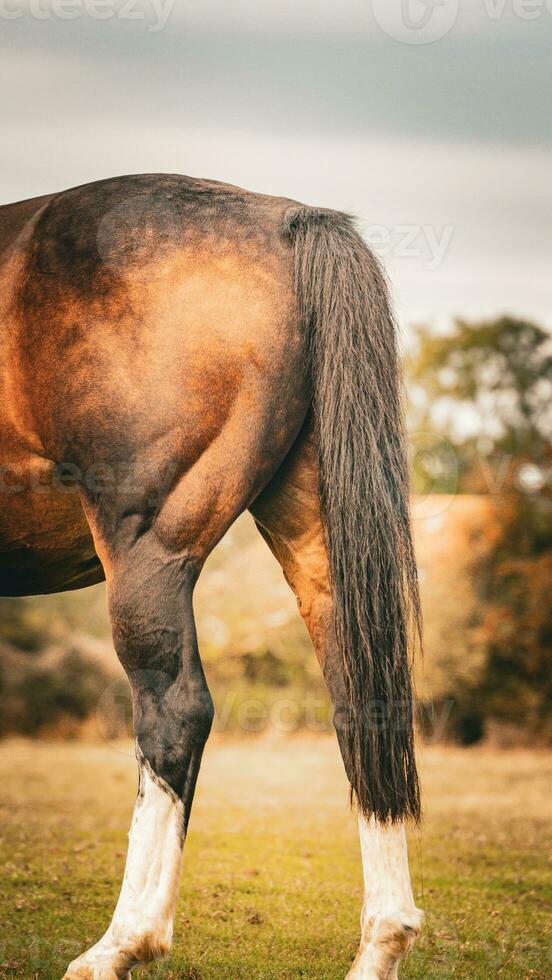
[250,418,332,648]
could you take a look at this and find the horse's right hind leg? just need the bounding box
[63,521,215,979]
[250,422,423,979]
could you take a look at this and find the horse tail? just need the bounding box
[285,206,421,823]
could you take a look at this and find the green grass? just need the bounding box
[0,736,550,979]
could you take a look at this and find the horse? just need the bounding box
[0,173,424,979]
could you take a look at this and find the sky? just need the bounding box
[2,0,551,332]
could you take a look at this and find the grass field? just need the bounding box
[0,736,550,980]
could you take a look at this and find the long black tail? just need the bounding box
[285,207,421,823]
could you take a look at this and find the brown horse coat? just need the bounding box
[0,174,306,596]
[0,173,422,979]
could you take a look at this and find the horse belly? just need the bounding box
[0,457,102,596]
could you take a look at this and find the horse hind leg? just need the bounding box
[63,523,214,979]
[250,424,423,980]
[61,370,305,979]
[347,817,423,980]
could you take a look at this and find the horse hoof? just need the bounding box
[62,961,131,980]
[63,971,131,980]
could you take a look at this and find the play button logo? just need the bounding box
[372,0,459,44]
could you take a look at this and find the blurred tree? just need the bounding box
[0,584,111,659]
[408,316,552,744]
[407,316,552,493]
[473,490,552,742]
[0,598,58,652]
[0,645,111,737]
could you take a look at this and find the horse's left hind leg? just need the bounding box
[348,817,423,979]
[251,424,423,979]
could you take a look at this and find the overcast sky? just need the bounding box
[2,0,551,330]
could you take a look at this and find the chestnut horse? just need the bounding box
[0,174,423,979]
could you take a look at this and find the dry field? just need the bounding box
[0,735,551,979]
